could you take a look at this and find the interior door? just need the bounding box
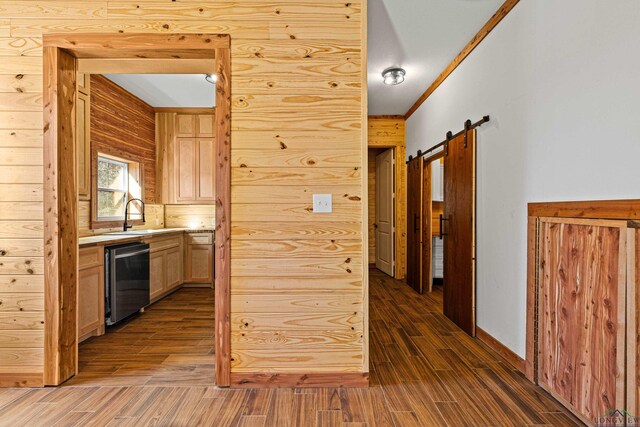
[422,160,433,293]
[375,148,394,276]
[443,129,476,335]
[406,156,423,293]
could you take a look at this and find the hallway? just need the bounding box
[0,270,579,426]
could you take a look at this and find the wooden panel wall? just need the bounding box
[0,1,365,379]
[164,204,215,229]
[91,74,156,203]
[368,116,406,279]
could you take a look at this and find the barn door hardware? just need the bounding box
[464,119,471,148]
[445,131,452,156]
[413,115,491,160]
[439,214,448,240]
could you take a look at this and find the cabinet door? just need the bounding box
[537,218,627,424]
[176,138,196,202]
[186,244,212,283]
[150,250,166,300]
[196,138,215,201]
[166,246,183,290]
[76,91,91,200]
[197,114,214,137]
[176,114,196,137]
[78,265,104,339]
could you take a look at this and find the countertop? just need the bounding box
[79,228,215,248]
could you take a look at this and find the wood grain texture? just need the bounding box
[406,157,423,293]
[404,0,521,118]
[476,327,525,373]
[538,219,627,425]
[215,46,231,387]
[443,130,476,336]
[0,270,581,426]
[42,46,77,385]
[90,74,156,203]
[6,0,365,384]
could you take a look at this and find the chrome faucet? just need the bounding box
[123,198,146,231]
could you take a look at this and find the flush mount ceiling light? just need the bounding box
[382,67,406,85]
[205,74,216,84]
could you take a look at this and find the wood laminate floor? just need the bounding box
[0,270,581,426]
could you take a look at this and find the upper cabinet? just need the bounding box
[76,73,91,201]
[157,113,216,204]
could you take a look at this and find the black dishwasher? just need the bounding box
[104,242,150,326]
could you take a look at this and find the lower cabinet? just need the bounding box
[535,217,635,426]
[184,232,214,284]
[149,234,184,301]
[78,246,104,342]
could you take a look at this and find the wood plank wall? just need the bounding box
[91,75,156,203]
[0,1,365,380]
[368,116,406,279]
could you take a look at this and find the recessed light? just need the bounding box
[382,67,405,85]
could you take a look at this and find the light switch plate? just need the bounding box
[313,194,332,213]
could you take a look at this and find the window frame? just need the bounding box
[96,155,129,221]
[90,149,144,230]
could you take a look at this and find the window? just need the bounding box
[97,156,129,220]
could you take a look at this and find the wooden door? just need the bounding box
[375,148,394,276]
[176,138,196,201]
[196,138,215,201]
[76,89,90,201]
[175,114,196,137]
[443,130,476,335]
[187,244,213,283]
[422,160,433,293]
[197,114,214,137]
[537,218,627,425]
[166,246,183,290]
[406,156,423,293]
[149,250,166,300]
[77,265,103,338]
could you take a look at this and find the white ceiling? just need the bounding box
[103,74,215,108]
[368,0,503,115]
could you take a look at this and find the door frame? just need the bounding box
[367,143,406,280]
[42,33,232,386]
[421,151,444,294]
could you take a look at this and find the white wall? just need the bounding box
[406,0,640,357]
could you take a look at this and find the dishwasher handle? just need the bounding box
[114,248,150,259]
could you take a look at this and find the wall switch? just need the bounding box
[313,194,332,213]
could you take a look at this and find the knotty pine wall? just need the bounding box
[0,1,366,378]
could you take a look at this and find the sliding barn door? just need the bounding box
[443,130,476,335]
[422,160,433,293]
[406,157,423,293]
[375,149,394,276]
[538,218,627,425]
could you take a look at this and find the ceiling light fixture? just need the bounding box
[205,74,216,84]
[382,67,406,85]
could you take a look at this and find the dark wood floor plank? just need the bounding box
[0,270,581,426]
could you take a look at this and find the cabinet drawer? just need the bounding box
[149,235,183,252]
[79,246,103,269]
[187,233,212,245]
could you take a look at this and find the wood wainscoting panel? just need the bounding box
[537,218,627,425]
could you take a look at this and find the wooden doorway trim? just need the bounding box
[42,33,232,386]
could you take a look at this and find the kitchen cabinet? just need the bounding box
[149,234,184,301]
[157,113,215,204]
[184,232,213,284]
[78,246,104,342]
[76,73,91,201]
